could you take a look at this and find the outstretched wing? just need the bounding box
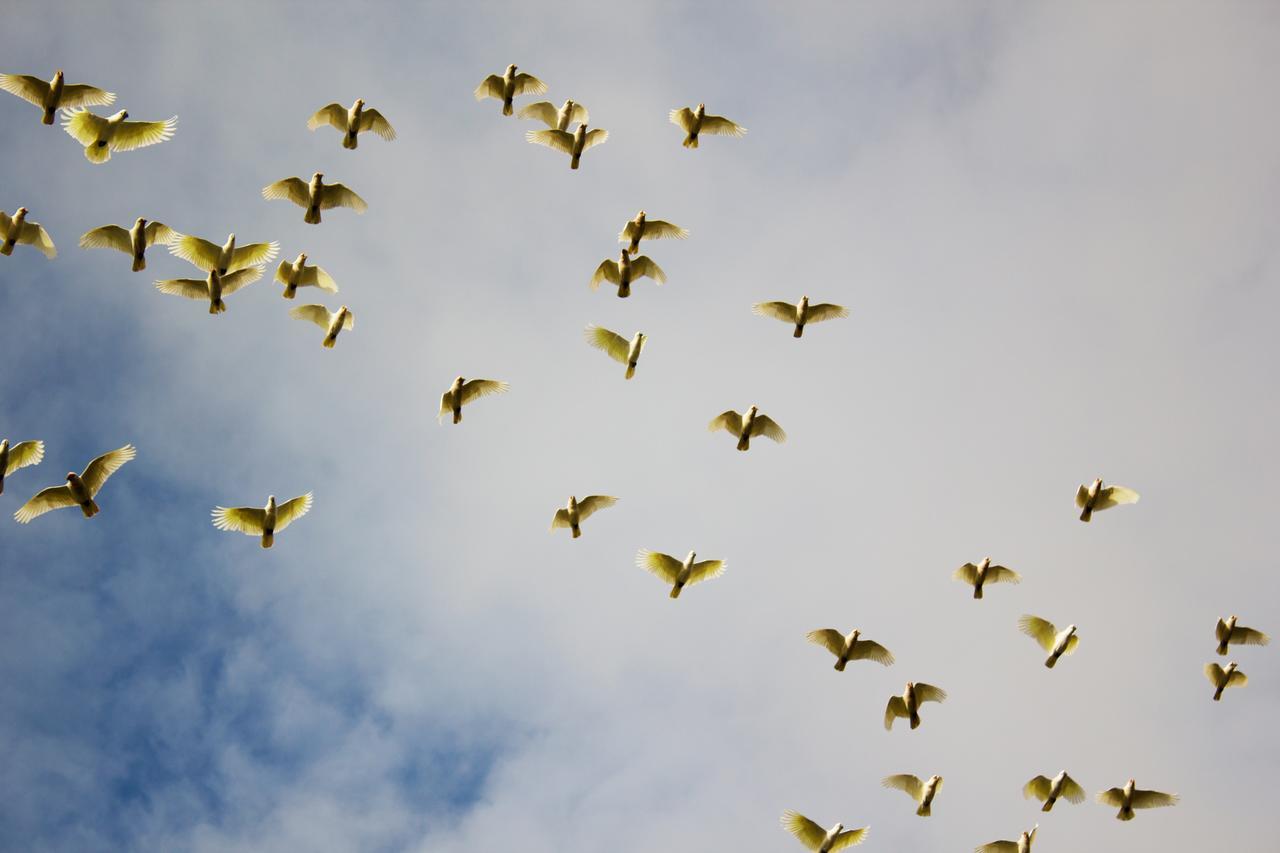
[700,113,747,136]
[1131,789,1178,810]
[1096,787,1127,807]
[779,810,826,851]
[301,265,338,292]
[510,73,546,96]
[474,74,504,101]
[460,379,509,405]
[687,559,725,586]
[143,221,175,247]
[358,108,395,140]
[61,108,107,145]
[155,278,210,300]
[974,842,1018,853]
[307,103,348,131]
[913,683,947,704]
[230,241,280,269]
[111,116,177,152]
[80,444,136,496]
[708,410,743,435]
[669,107,695,132]
[1023,776,1052,802]
[4,440,45,475]
[525,128,574,154]
[581,128,608,151]
[1075,484,1090,508]
[0,74,50,106]
[550,508,572,530]
[830,826,869,850]
[319,183,367,213]
[437,390,455,422]
[750,415,787,443]
[636,550,682,584]
[986,565,1021,585]
[1229,626,1269,647]
[1060,774,1086,803]
[584,325,630,363]
[59,83,116,109]
[805,629,846,657]
[274,493,313,532]
[79,225,132,254]
[1226,668,1248,688]
[589,259,620,290]
[883,774,924,801]
[1095,485,1139,509]
[219,267,264,296]
[753,301,796,323]
[1062,633,1080,655]
[1019,615,1058,652]
[290,304,332,329]
[168,234,223,269]
[211,506,267,535]
[847,638,894,666]
[806,302,849,323]
[517,101,558,127]
[14,485,78,524]
[953,562,979,585]
[642,219,687,241]
[884,696,909,730]
[575,495,617,521]
[629,256,665,284]
[262,177,311,207]
[1204,662,1226,685]
[19,222,56,258]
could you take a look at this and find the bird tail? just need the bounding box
[283,285,296,299]
[0,242,12,256]
[0,475,5,495]
[916,802,931,818]
[305,208,321,225]
[670,584,683,599]
[323,336,336,349]
[453,409,462,424]
[1216,641,1229,655]
[628,239,640,254]
[571,524,581,539]
[1213,686,1224,701]
[737,435,750,451]
[132,256,146,272]
[1042,798,1055,813]
[503,99,513,116]
[1118,808,1134,821]
[210,299,226,315]
[683,134,697,148]
[85,143,111,164]
[344,134,358,150]
[43,107,56,125]
[794,325,804,338]
[1079,507,1092,523]
[1045,654,1058,669]
[909,712,921,729]
[833,659,846,672]
[617,283,630,298]
[82,500,99,518]
[570,154,580,170]
[973,585,983,600]
[626,363,636,380]
[261,531,274,549]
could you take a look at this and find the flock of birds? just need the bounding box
[0,63,1271,851]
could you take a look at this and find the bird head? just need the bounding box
[905,681,915,691]
[1229,614,1238,622]
[54,69,64,79]
[297,252,308,265]
[1127,778,1136,787]
[338,305,348,314]
[1093,477,1103,487]
[637,209,646,218]
[313,172,324,181]
[354,98,365,108]
[562,98,574,109]
[0,439,8,451]
[507,64,518,74]
[848,628,860,641]
[748,405,759,415]
[696,103,705,112]
[119,110,129,120]
[1066,624,1077,633]
[635,332,646,344]
[65,472,78,483]
[454,376,465,388]
[1227,661,1238,670]
[134,217,146,227]
[830,823,844,835]
[15,207,28,217]
[800,295,809,304]
[686,550,696,563]
[929,775,942,785]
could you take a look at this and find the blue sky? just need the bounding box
[2,1,1278,850]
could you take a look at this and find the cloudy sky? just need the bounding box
[2,1,1277,850]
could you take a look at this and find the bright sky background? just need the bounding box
[2,1,1278,850]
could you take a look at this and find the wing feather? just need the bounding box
[358,108,395,140]
[883,774,924,801]
[230,241,280,269]
[290,304,331,329]
[589,259,620,290]
[669,107,695,132]
[459,379,509,405]
[1096,787,1127,807]
[779,810,827,850]
[211,506,267,535]
[61,108,106,145]
[155,277,210,300]
[1019,615,1058,652]
[575,495,617,521]
[168,234,223,269]
[750,414,787,443]
[753,301,797,323]
[830,827,869,850]
[262,178,311,207]
[687,559,725,586]
[1023,776,1052,802]
[307,103,347,131]
[79,225,131,253]
[474,75,504,101]
[1095,485,1140,509]
[806,303,849,323]
[847,638,894,666]
[550,508,571,530]
[5,440,45,475]
[525,128,574,154]
[14,485,78,524]
[1060,775,1087,803]
[986,565,1021,584]
[708,410,743,435]
[636,550,682,584]
[1130,789,1178,810]
[219,266,264,296]
[0,74,50,106]
[58,83,116,109]
[884,696,908,730]
[1229,626,1269,647]
[510,73,547,96]
[319,183,367,213]
[143,221,175,247]
[20,223,56,258]
[629,256,665,284]
[274,493,313,532]
[111,116,177,152]
[700,114,747,136]
[584,325,630,363]
[581,128,608,151]
[913,683,947,704]
[302,265,338,292]
[517,101,558,127]
[806,629,845,657]
[953,563,979,584]
[79,444,136,496]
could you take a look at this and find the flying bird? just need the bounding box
[0,207,55,258]
[79,218,174,271]
[155,266,263,314]
[1096,779,1178,820]
[1,439,44,496]
[263,172,367,224]
[275,253,338,298]
[709,406,786,451]
[636,549,725,599]
[618,210,688,254]
[169,232,279,275]
[752,296,848,338]
[518,98,587,130]
[0,69,114,124]
[589,249,664,298]
[550,494,617,538]
[1019,614,1078,669]
[975,824,1037,853]
[290,304,353,348]
[212,493,312,549]
[61,108,176,163]
[1075,477,1139,522]
[805,627,894,671]
[780,810,868,851]
[13,444,135,524]
[526,124,607,169]
[1023,770,1086,812]
[669,103,746,148]
[584,325,646,379]
[307,98,395,149]
[1205,661,1248,701]
[438,377,509,424]
[882,774,943,817]
[953,557,1021,599]
[884,681,947,730]
[474,64,547,116]
[1215,615,1269,655]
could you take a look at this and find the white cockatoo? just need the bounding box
[584,325,646,379]
[1075,477,1139,522]
[438,376,509,424]
[636,549,725,599]
[780,811,868,851]
[709,406,786,451]
[212,493,312,549]
[618,210,688,254]
[884,681,947,730]
[882,774,943,817]
[589,249,664,298]
[1096,779,1178,820]
[474,64,547,116]
[518,98,588,130]
[669,103,746,148]
[263,172,367,224]
[275,252,338,298]
[1,439,45,495]
[0,207,55,258]
[1215,615,1269,655]
[526,123,608,169]
[1019,615,1079,669]
[550,494,618,539]
[1023,770,1086,812]
[307,98,395,149]
[168,232,279,276]
[13,444,135,524]
[975,824,1037,853]
[61,108,176,163]
[0,69,114,124]
[291,304,353,348]
[80,218,174,271]
[805,627,894,671]
[1204,661,1248,701]
[155,267,263,314]
[953,557,1021,600]
[753,296,849,338]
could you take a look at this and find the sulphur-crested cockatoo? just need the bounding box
[618,210,688,254]
[80,218,174,271]
[883,774,943,817]
[1019,615,1078,669]
[263,172,366,224]
[307,98,395,149]
[589,249,663,298]
[709,406,785,451]
[669,103,746,148]
[438,376,509,424]
[0,207,55,258]
[584,325,646,379]
[1023,770,1085,812]
[474,64,546,116]
[0,69,114,124]
[637,549,725,599]
[14,444,135,523]
[884,681,946,730]
[753,296,848,338]
[953,557,1020,600]
[806,627,894,671]
[1075,477,1139,522]
[780,810,868,851]
[550,494,617,539]
[61,108,176,163]
[1096,779,1178,820]
[212,493,312,549]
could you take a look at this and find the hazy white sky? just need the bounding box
[1,2,1277,850]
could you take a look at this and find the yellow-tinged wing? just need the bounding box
[0,74,50,106]
[80,444,136,496]
[581,128,608,151]
[1096,787,1127,807]
[975,842,1018,853]
[4,440,45,475]
[687,559,725,586]
[753,301,797,323]
[637,550,682,584]
[629,256,664,283]
[953,563,979,584]
[1131,789,1178,810]
[669,107,695,132]
[319,183,367,213]
[143,221,174,246]
[830,826,869,850]
[884,696,909,730]
[550,508,572,530]
[14,485,78,524]
[230,241,279,269]
[1075,485,1090,508]
[806,303,849,323]
[806,629,845,657]
[263,177,311,206]
[79,225,131,253]
[301,265,338,292]
[848,638,895,666]
[584,325,630,363]
[459,379,509,405]
[358,108,395,140]
[1215,619,1229,642]
[517,101,558,127]
[526,128,574,154]
[1226,668,1248,688]
[1095,485,1139,509]
[700,114,747,136]
[0,212,9,232]
[589,259,620,290]
[61,108,107,145]
[575,495,617,521]
[709,410,743,435]
[567,102,589,125]
[308,103,347,131]
[641,219,687,241]
[110,116,177,152]
[883,774,924,801]
[220,267,264,296]
[1023,776,1052,802]
[510,73,546,96]
[750,415,787,443]
[211,505,267,535]
[437,390,455,422]
[19,222,56,258]
[986,565,1021,584]
[168,234,223,269]
[290,304,331,329]
[1205,662,1226,685]
[779,810,826,850]
[914,683,947,704]
[274,493,313,531]
[1060,775,1086,803]
[59,83,116,109]
[155,278,210,300]
[1063,633,1080,655]
[474,74,505,101]
[1019,615,1058,652]
[1229,626,1269,647]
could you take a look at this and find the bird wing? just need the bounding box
[914,683,947,704]
[1130,789,1178,810]
[0,74,50,106]
[79,225,132,253]
[687,559,725,586]
[5,440,45,474]
[59,83,116,109]
[0,211,9,232]
[847,638,895,666]
[525,128,575,154]
[263,178,312,207]
[584,325,631,364]
[642,219,688,240]
[1019,615,1058,652]
[167,234,223,269]
[618,221,640,243]
[511,73,547,96]
[581,128,608,151]
[986,565,1021,584]
[1204,662,1225,685]
[19,222,56,258]
[1075,484,1090,508]
[669,107,695,132]
[750,414,787,443]
[342,310,354,330]
[699,114,747,136]
[357,109,394,140]
[230,241,280,269]
[14,484,78,524]
[1060,774,1087,804]
[274,493,313,532]
[61,108,107,145]
[1062,633,1080,655]
[319,183,368,213]
[708,410,743,435]
[211,505,266,534]
[575,495,617,522]
[629,255,665,284]
[589,259,620,290]
[460,379,509,405]
[111,116,177,151]
[752,301,797,322]
[307,103,348,131]
[806,303,850,323]
[437,390,454,422]
[1023,776,1052,802]
[884,696,909,729]
[143,221,175,247]
[290,304,331,329]
[1095,485,1139,509]
[883,774,924,801]
[805,629,845,657]
[550,508,572,530]
[1226,669,1248,688]
[301,265,338,292]
[1096,787,1127,807]
[155,278,211,300]
[779,811,826,851]
[636,550,683,584]
[274,260,290,283]
[1215,618,1229,643]
[219,266,264,296]
[474,74,505,101]
[80,444,136,496]
[1229,626,1269,647]
[517,101,558,127]
[953,563,979,584]
[975,842,1018,853]
[829,827,869,850]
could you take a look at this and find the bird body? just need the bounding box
[975,824,1036,853]
[475,64,547,115]
[438,376,509,424]
[637,549,725,599]
[518,98,587,131]
[61,108,177,163]
[1,439,45,496]
[0,69,115,124]
[263,172,367,224]
[80,218,174,270]
[1075,477,1139,522]
[780,811,868,851]
[168,232,278,276]
[589,249,664,298]
[806,628,894,671]
[13,444,135,523]
[1023,770,1085,812]
[307,98,396,149]
[709,405,786,451]
[1215,615,1269,655]
[584,325,646,378]
[275,252,338,298]
[290,304,353,348]
[550,494,618,538]
[155,266,263,314]
[212,493,313,549]
[669,102,746,148]
[884,681,946,730]
[882,774,943,817]
[953,557,1020,599]
[618,210,688,254]
[1205,661,1247,701]
[1019,615,1078,668]
[753,296,848,338]
[0,207,56,258]
[1097,779,1178,821]
[526,122,608,169]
